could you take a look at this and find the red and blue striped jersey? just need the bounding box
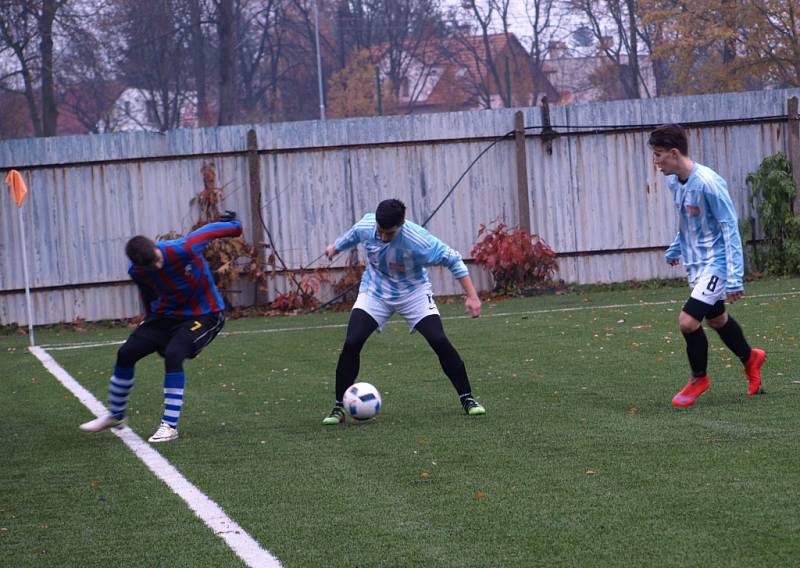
[129,220,243,316]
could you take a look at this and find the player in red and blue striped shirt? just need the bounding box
[80,212,243,443]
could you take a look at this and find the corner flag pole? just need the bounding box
[5,170,35,346]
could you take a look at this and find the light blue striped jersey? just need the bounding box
[665,163,744,291]
[334,214,469,300]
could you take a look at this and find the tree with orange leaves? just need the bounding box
[326,49,398,118]
[641,0,800,94]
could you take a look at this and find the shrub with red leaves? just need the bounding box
[471,221,558,295]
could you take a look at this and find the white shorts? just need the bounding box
[352,285,440,333]
[689,273,727,306]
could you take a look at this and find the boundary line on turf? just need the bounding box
[28,346,283,568]
[39,289,800,351]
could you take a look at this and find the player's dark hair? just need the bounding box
[125,236,158,267]
[376,199,406,229]
[648,123,689,156]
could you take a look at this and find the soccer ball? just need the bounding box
[343,382,382,420]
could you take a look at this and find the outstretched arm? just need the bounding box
[325,215,371,259]
[186,219,243,250]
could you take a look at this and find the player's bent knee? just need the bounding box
[678,311,702,334]
[117,344,143,367]
[706,312,728,329]
[342,336,367,354]
[164,347,190,370]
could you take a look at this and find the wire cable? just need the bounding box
[306,128,517,313]
[261,110,790,313]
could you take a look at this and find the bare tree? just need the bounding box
[214,0,235,124]
[443,0,536,109]
[332,0,448,113]
[56,3,118,133]
[187,0,212,125]
[115,0,194,131]
[457,0,510,107]
[569,0,648,99]
[233,0,294,122]
[372,0,444,103]
[0,0,67,137]
[523,0,563,104]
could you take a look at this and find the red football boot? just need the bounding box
[672,376,710,407]
[744,348,767,395]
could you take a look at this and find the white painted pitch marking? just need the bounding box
[38,289,800,351]
[29,346,283,568]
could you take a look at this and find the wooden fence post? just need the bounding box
[788,97,800,215]
[247,128,266,305]
[514,110,531,232]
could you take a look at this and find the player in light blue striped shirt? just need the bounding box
[650,124,765,407]
[321,199,486,424]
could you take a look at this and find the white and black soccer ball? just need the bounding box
[343,382,382,420]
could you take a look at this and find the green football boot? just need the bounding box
[322,404,346,425]
[462,397,486,416]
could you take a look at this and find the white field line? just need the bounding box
[29,346,283,568]
[39,289,800,352]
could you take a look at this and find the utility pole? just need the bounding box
[375,66,383,115]
[313,0,326,120]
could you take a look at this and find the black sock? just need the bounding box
[415,315,473,397]
[335,309,377,401]
[682,327,708,377]
[714,317,752,363]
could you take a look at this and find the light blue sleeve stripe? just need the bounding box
[409,224,469,279]
[334,214,373,253]
[665,232,681,261]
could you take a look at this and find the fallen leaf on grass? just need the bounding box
[474,490,488,501]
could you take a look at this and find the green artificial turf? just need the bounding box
[3,278,800,567]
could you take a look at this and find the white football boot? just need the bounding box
[148,421,179,443]
[79,414,127,432]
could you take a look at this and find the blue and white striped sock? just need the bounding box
[162,371,185,428]
[108,364,135,420]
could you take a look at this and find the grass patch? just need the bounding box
[3,278,800,566]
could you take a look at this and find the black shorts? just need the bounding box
[131,312,226,359]
[682,298,726,321]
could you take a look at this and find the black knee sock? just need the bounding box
[714,317,752,363]
[335,347,361,403]
[682,327,708,377]
[415,315,473,398]
[334,309,377,402]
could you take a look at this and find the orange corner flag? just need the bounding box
[5,169,29,207]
